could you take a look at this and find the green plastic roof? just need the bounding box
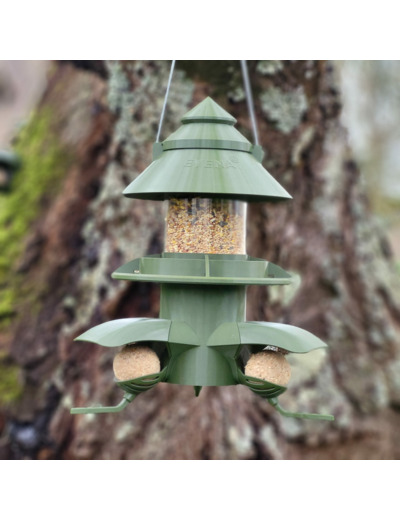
[74,318,171,347]
[207,321,328,353]
[237,322,328,353]
[181,97,237,125]
[123,97,292,203]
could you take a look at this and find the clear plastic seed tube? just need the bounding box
[165,198,247,254]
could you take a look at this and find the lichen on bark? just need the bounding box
[260,85,308,134]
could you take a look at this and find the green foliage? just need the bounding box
[0,109,69,323]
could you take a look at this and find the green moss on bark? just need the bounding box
[0,352,23,405]
[0,109,70,324]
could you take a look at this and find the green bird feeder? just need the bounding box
[71,95,334,421]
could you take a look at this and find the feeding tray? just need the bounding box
[112,253,293,286]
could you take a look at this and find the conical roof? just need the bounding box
[181,97,237,124]
[123,97,292,203]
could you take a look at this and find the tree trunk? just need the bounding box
[1,60,400,460]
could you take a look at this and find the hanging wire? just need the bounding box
[156,60,176,143]
[157,60,259,147]
[240,60,260,146]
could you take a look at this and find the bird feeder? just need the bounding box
[71,97,334,421]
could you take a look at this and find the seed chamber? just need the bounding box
[164,197,247,254]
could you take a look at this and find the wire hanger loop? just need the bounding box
[156,60,260,150]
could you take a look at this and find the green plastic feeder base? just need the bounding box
[71,254,334,421]
[112,252,294,286]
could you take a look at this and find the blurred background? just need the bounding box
[0,60,399,460]
[340,61,400,260]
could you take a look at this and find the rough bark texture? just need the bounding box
[1,60,400,460]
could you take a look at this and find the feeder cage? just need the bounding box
[71,95,334,421]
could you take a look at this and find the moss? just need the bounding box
[0,108,70,326]
[0,352,23,405]
[0,287,16,320]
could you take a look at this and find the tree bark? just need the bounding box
[1,60,400,460]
